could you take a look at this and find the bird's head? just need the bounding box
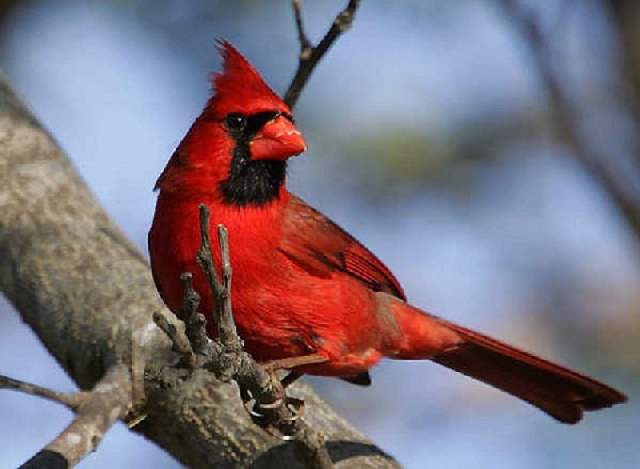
[206,41,306,161]
[205,42,306,160]
[155,41,306,205]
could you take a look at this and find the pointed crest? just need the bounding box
[208,41,290,117]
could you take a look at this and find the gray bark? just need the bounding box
[0,73,399,468]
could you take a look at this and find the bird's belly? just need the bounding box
[156,250,385,376]
[150,199,386,376]
[221,267,385,376]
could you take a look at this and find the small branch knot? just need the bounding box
[335,9,355,32]
[300,46,313,61]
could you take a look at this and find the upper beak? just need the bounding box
[250,115,306,161]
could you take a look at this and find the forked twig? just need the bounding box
[196,209,240,351]
[284,0,361,109]
[2,364,131,468]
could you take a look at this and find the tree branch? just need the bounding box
[196,212,240,352]
[292,0,313,54]
[0,375,88,411]
[602,0,640,167]
[15,363,131,468]
[284,0,361,108]
[496,0,640,245]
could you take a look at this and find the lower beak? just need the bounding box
[250,115,306,161]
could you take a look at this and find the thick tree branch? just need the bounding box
[284,0,361,108]
[496,0,640,244]
[0,70,397,468]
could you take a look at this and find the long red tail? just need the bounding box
[387,300,627,423]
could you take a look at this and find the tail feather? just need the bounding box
[431,318,627,423]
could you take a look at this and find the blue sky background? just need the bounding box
[0,1,637,468]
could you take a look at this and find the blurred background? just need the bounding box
[0,0,638,467]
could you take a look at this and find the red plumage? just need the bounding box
[149,42,626,423]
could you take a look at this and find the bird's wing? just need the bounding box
[279,195,406,300]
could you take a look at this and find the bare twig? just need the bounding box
[196,205,240,351]
[0,375,88,410]
[178,272,210,355]
[284,0,361,109]
[293,0,313,55]
[152,270,211,369]
[42,364,131,466]
[216,225,237,348]
[152,310,195,367]
[496,0,640,244]
[5,364,132,468]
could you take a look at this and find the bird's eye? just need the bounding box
[226,113,247,131]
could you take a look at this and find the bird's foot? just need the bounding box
[242,387,306,440]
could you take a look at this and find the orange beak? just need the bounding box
[250,115,306,161]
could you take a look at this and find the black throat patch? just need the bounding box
[220,112,287,206]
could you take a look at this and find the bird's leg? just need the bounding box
[261,353,327,413]
[248,353,321,408]
[260,353,328,373]
[280,371,302,389]
[244,354,327,438]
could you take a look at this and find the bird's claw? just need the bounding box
[241,389,306,440]
[284,396,305,419]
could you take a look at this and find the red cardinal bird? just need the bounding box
[149,41,626,423]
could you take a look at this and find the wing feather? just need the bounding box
[279,196,406,300]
